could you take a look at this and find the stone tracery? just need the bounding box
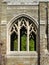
[10,17,37,34]
[9,17,37,51]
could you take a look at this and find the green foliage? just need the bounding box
[13,34,35,51]
[29,38,35,51]
[14,39,18,51]
[21,34,26,51]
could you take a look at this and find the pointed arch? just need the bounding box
[7,14,38,30]
[7,14,38,54]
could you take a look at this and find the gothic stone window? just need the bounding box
[7,15,37,55]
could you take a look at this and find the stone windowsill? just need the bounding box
[6,51,38,57]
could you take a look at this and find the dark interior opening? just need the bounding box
[11,32,18,51]
[20,26,27,51]
[29,32,36,51]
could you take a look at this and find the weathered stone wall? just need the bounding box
[0,2,38,65]
[6,5,38,23]
[48,3,49,47]
[0,1,49,65]
[40,2,49,65]
[0,1,1,23]
[40,2,47,55]
[6,57,38,65]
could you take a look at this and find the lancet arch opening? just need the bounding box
[7,14,38,53]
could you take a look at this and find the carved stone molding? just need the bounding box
[3,0,39,5]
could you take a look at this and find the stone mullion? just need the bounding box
[27,23,29,51]
[18,22,20,51]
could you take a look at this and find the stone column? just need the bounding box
[27,23,29,51]
[18,22,20,51]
